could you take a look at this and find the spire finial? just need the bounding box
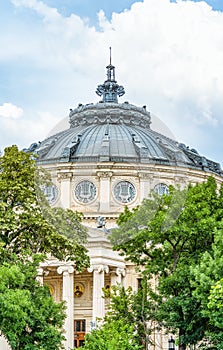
[95,48,125,103]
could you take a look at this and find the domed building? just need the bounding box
[32,59,223,349]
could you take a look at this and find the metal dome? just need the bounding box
[30,58,222,176]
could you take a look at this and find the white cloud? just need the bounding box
[2,0,223,163]
[0,109,63,152]
[0,103,23,119]
[11,0,60,21]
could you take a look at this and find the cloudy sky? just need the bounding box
[1,0,223,166]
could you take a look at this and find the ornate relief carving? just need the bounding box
[113,181,136,204]
[74,180,97,203]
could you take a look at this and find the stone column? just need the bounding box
[58,172,72,208]
[57,265,74,350]
[88,265,109,322]
[97,171,113,212]
[111,267,126,286]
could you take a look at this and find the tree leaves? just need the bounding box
[0,257,66,350]
[0,145,89,268]
[110,177,223,349]
[0,145,90,349]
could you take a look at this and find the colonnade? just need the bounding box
[39,264,126,350]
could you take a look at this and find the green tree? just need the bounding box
[104,283,153,348]
[0,145,89,269]
[191,224,223,349]
[208,278,223,328]
[0,145,90,349]
[82,283,153,350]
[0,255,66,350]
[84,285,145,350]
[83,318,143,350]
[110,177,223,350]
[83,319,142,350]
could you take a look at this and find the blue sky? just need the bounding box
[0,0,223,167]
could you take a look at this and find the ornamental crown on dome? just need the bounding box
[96,48,125,103]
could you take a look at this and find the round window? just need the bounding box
[113,181,136,203]
[75,181,96,203]
[42,184,59,204]
[154,183,169,195]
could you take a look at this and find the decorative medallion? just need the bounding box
[42,184,59,204]
[113,181,136,203]
[74,283,84,298]
[74,181,96,203]
[154,183,169,196]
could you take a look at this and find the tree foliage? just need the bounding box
[83,285,148,350]
[0,254,66,350]
[110,177,223,350]
[191,225,223,348]
[0,145,90,349]
[83,319,142,350]
[105,283,154,348]
[0,145,89,269]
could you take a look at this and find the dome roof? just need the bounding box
[30,59,222,176]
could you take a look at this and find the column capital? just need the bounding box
[88,264,109,274]
[115,267,126,277]
[96,171,113,179]
[57,265,74,275]
[37,267,49,277]
[57,172,73,181]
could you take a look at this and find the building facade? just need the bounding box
[29,59,223,349]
